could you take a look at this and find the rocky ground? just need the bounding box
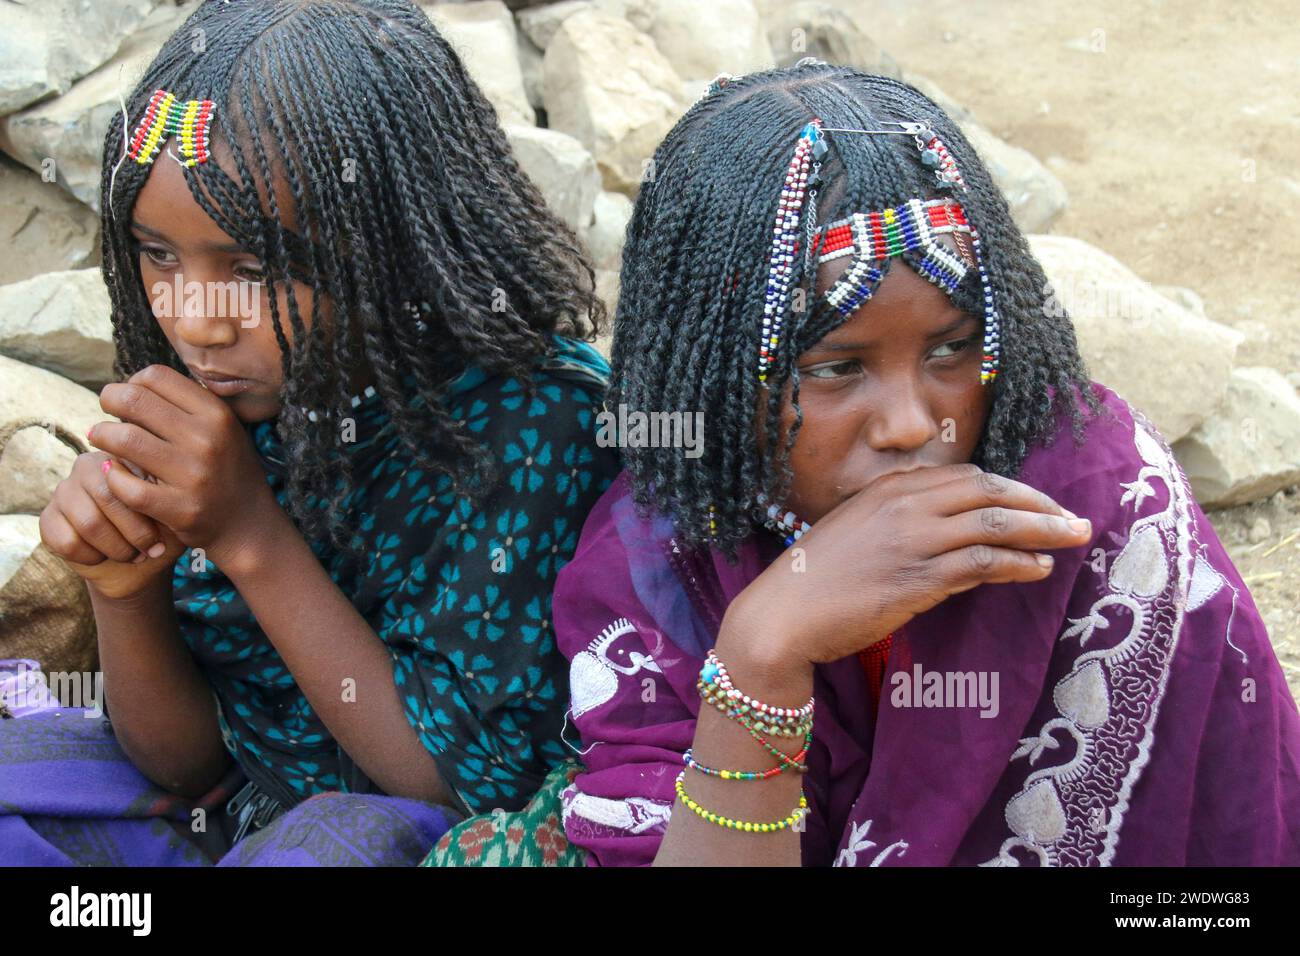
[856,0,1300,697]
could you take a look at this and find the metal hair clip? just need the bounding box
[819,119,966,192]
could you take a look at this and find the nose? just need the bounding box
[169,268,240,349]
[863,373,939,453]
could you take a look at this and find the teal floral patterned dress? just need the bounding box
[168,337,618,818]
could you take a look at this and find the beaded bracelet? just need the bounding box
[701,697,813,772]
[675,770,808,833]
[700,650,815,724]
[698,680,812,737]
[684,745,810,780]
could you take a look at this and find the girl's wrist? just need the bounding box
[715,597,814,701]
[204,487,288,578]
[88,571,174,611]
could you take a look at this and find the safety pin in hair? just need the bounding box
[819,121,930,136]
[820,119,967,191]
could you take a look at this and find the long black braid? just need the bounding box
[612,64,1103,557]
[99,0,604,557]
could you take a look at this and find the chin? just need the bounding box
[228,394,281,424]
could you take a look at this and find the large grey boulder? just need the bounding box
[422,1,536,126]
[543,11,686,195]
[0,0,162,115]
[0,269,115,389]
[0,156,99,284]
[0,1,195,209]
[1029,234,1240,444]
[504,124,601,232]
[638,0,774,83]
[1173,367,1300,508]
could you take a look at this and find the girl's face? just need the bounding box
[129,143,318,424]
[779,234,993,523]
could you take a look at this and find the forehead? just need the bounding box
[131,134,300,237]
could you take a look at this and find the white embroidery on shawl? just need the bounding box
[1186,543,1246,665]
[568,617,663,718]
[833,818,910,867]
[980,403,1204,867]
[560,785,673,835]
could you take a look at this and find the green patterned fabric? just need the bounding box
[168,337,617,817]
[420,758,586,867]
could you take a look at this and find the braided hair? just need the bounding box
[99,0,604,554]
[611,63,1103,556]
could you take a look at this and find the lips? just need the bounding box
[188,366,254,396]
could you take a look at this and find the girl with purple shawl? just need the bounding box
[552,64,1300,866]
[1,0,617,865]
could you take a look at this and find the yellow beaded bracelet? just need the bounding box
[674,770,808,833]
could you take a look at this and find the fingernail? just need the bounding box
[132,552,148,564]
[1061,507,1078,519]
[101,459,111,474]
[1036,553,1054,569]
[86,426,94,441]
[148,542,166,558]
[1068,518,1091,534]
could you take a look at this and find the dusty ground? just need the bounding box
[853,0,1300,697]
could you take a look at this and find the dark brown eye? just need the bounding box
[803,360,860,380]
[140,245,176,266]
[933,335,977,359]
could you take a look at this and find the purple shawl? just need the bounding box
[552,382,1300,866]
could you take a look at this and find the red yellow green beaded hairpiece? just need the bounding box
[107,86,217,222]
[757,117,1002,388]
[127,89,217,167]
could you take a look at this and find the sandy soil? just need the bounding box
[851,0,1300,697]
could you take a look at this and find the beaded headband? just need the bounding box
[756,116,1002,386]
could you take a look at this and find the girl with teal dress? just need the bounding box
[1,0,617,866]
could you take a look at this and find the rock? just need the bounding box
[517,30,545,112]
[516,0,593,50]
[1028,235,1241,443]
[583,190,633,271]
[0,426,77,514]
[1154,285,1206,319]
[959,121,1067,233]
[0,0,159,115]
[592,0,656,32]
[1247,515,1272,544]
[763,1,902,75]
[0,2,195,210]
[640,0,774,82]
[0,353,106,467]
[0,514,97,678]
[907,72,1068,233]
[1172,367,1300,508]
[0,155,99,284]
[0,269,115,389]
[544,11,686,195]
[504,124,601,232]
[422,1,535,126]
